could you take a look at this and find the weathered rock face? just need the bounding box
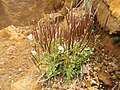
[11,66,40,90]
[0,0,64,29]
[106,0,120,20]
[93,0,120,34]
[0,0,11,29]
[0,0,80,29]
[0,0,120,34]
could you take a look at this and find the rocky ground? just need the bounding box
[0,24,119,90]
[0,25,36,90]
[0,0,120,90]
[35,30,120,90]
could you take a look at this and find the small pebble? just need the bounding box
[18,68,22,72]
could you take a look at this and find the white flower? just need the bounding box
[31,50,37,55]
[27,34,33,40]
[91,79,97,84]
[58,45,64,51]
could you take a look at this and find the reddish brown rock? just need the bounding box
[93,0,120,34]
[0,0,82,29]
[106,0,120,20]
[11,66,40,90]
[0,0,64,29]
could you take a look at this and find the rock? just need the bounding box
[0,0,64,29]
[98,72,112,86]
[0,25,18,40]
[85,76,91,88]
[106,0,120,20]
[11,66,41,90]
[0,75,10,90]
[0,0,82,29]
[93,0,120,34]
[11,75,36,90]
[0,25,31,41]
[93,66,100,72]
[1,0,120,34]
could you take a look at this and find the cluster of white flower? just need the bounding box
[27,34,33,40]
[31,49,37,56]
[58,45,64,52]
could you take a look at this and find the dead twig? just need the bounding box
[111,82,119,90]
